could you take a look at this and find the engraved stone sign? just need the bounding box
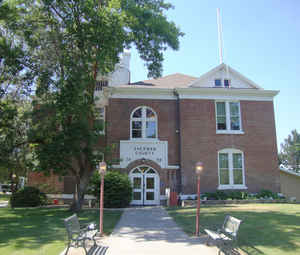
[120,140,168,168]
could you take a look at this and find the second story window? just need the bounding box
[95,80,108,91]
[95,107,105,134]
[216,101,242,132]
[131,106,157,139]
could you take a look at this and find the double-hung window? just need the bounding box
[95,107,105,134]
[131,106,157,139]
[216,101,242,133]
[218,148,246,189]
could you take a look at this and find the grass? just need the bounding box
[0,207,122,255]
[0,194,11,202]
[167,203,300,255]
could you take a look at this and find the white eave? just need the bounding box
[107,87,279,101]
[280,167,300,177]
[188,63,263,89]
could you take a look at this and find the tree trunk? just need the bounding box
[70,168,93,212]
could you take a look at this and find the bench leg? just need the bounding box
[64,242,71,255]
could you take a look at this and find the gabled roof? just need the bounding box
[120,73,197,89]
[188,63,263,89]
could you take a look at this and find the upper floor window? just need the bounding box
[224,79,230,87]
[95,80,108,91]
[214,79,231,88]
[131,106,157,139]
[214,79,222,87]
[95,107,105,134]
[218,148,246,189]
[216,101,242,132]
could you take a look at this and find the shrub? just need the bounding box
[90,171,132,208]
[227,191,249,200]
[10,186,47,207]
[215,191,228,200]
[256,189,278,199]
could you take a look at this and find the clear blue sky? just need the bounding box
[129,0,300,151]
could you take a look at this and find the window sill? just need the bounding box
[216,130,244,135]
[130,138,159,142]
[218,185,248,190]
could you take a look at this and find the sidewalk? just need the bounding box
[65,206,218,255]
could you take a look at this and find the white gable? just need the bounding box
[189,63,262,89]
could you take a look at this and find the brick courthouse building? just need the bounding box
[29,52,280,205]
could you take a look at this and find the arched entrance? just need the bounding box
[129,165,160,205]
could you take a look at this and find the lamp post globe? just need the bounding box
[195,161,204,177]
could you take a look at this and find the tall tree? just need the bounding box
[1,0,183,211]
[280,129,300,173]
[0,2,33,190]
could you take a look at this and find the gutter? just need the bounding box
[174,89,182,193]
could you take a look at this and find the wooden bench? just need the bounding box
[204,215,243,255]
[64,214,107,255]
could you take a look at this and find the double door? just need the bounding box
[130,166,159,205]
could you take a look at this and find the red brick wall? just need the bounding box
[27,172,64,193]
[179,99,280,194]
[107,98,280,195]
[106,98,180,165]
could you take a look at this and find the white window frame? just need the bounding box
[130,106,158,140]
[95,107,105,134]
[215,101,244,134]
[217,148,247,190]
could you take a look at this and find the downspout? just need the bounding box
[173,89,182,193]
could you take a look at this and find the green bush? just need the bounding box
[91,171,132,208]
[10,186,47,207]
[203,191,249,200]
[257,189,278,199]
[227,191,249,200]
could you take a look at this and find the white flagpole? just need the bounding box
[217,8,223,64]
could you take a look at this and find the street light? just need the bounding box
[195,161,204,236]
[98,161,107,236]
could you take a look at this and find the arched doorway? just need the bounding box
[129,165,160,205]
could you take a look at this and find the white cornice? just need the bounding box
[280,167,300,177]
[107,87,279,101]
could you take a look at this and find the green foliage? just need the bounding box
[90,171,132,208]
[10,186,47,207]
[279,129,300,172]
[1,0,182,211]
[203,191,249,200]
[256,189,279,199]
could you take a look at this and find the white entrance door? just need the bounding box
[130,166,159,205]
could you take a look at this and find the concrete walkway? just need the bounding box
[65,206,218,255]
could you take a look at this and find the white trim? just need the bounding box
[215,101,243,133]
[130,106,158,139]
[107,87,279,101]
[218,148,246,188]
[279,167,300,177]
[188,63,263,89]
[167,165,180,169]
[217,185,248,190]
[111,164,179,170]
[216,130,245,135]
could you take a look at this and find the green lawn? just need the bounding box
[167,203,300,255]
[0,207,122,255]
[0,194,11,202]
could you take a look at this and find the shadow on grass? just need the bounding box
[0,207,121,251]
[167,206,300,255]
